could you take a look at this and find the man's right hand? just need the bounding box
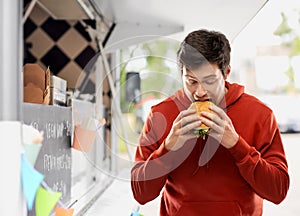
[164,109,201,151]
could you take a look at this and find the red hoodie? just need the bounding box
[131,82,289,216]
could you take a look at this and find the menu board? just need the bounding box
[23,103,72,206]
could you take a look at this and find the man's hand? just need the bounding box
[165,109,201,151]
[199,104,239,149]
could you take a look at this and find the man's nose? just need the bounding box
[195,83,207,98]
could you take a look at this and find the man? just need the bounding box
[131,29,289,215]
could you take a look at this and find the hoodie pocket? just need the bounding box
[175,201,242,216]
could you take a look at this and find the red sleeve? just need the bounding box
[228,113,289,204]
[131,109,176,204]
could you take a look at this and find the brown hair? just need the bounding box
[177,29,231,76]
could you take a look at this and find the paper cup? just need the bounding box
[73,125,96,152]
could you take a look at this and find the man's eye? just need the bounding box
[188,79,197,85]
[204,79,216,84]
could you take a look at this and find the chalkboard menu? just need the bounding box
[23,103,72,205]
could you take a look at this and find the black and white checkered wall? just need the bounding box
[24,3,97,94]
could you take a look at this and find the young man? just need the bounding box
[131,29,289,215]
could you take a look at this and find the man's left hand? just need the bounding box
[199,104,239,149]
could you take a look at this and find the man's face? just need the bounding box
[182,63,227,105]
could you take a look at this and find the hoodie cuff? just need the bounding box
[228,136,251,162]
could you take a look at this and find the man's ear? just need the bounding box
[224,65,231,79]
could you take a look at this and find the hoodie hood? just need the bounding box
[172,88,193,111]
[220,81,245,110]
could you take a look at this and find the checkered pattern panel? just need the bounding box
[24,3,97,93]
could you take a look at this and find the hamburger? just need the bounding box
[188,100,214,138]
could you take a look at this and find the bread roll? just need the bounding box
[188,101,214,138]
